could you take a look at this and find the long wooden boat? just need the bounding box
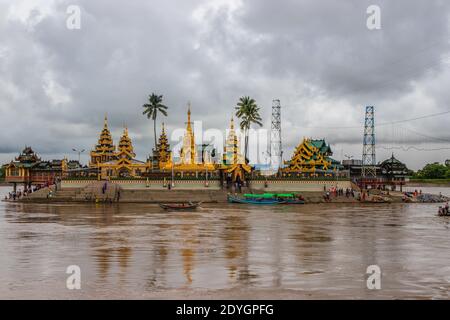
[243,193,305,204]
[227,194,284,205]
[369,195,392,203]
[159,202,201,210]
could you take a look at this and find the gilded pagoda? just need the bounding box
[282,138,341,177]
[220,117,251,181]
[89,116,116,165]
[153,122,172,170]
[170,105,215,173]
[89,117,150,178]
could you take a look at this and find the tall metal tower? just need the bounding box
[362,106,376,177]
[269,99,282,170]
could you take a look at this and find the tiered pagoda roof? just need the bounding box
[155,123,171,164]
[117,127,136,159]
[90,116,117,166]
[379,154,409,176]
[223,117,245,165]
[221,117,251,181]
[283,138,340,173]
[15,146,41,164]
[94,116,116,154]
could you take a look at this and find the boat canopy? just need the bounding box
[244,193,296,198]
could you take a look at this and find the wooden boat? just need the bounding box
[227,194,284,205]
[369,195,392,203]
[243,193,305,204]
[159,202,201,210]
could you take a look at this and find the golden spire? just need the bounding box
[104,114,108,128]
[180,103,196,164]
[161,122,165,134]
[186,102,192,133]
[230,116,234,130]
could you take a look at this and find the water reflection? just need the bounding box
[0,187,450,299]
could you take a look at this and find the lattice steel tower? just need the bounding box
[362,106,376,177]
[269,99,282,170]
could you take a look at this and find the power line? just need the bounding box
[378,110,450,126]
[301,110,450,129]
[403,127,450,143]
[378,145,450,151]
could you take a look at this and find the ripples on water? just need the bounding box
[0,186,449,299]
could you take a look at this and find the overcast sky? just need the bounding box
[1,0,450,170]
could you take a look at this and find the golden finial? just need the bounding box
[161,122,165,134]
[230,116,234,130]
[186,102,193,131]
[187,102,191,123]
[104,114,108,128]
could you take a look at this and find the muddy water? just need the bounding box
[0,186,449,299]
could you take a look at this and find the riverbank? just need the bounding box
[5,188,449,204]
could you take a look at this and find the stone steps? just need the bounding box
[71,181,121,201]
[24,187,53,199]
[51,187,80,199]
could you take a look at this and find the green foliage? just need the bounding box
[142,93,168,151]
[235,96,263,160]
[0,166,4,180]
[142,93,168,120]
[413,162,450,179]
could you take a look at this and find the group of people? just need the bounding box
[323,187,355,202]
[4,185,43,201]
[225,175,243,193]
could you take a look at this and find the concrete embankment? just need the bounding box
[17,189,359,204]
[16,179,358,204]
[17,184,228,203]
[11,180,448,204]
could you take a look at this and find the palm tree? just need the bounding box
[235,96,263,162]
[142,93,168,153]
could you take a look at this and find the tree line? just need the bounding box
[412,162,450,179]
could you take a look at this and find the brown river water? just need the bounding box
[0,186,449,299]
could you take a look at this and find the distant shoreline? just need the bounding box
[406,180,450,187]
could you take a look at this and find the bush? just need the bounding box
[414,162,449,179]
